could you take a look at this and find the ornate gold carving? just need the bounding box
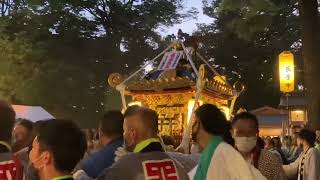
[131,92,227,136]
[108,71,234,97]
[132,92,193,136]
[205,78,233,96]
[159,69,177,79]
[108,73,124,88]
[132,92,193,107]
[127,77,194,91]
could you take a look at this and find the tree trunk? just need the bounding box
[298,0,320,130]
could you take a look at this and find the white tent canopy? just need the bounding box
[12,105,55,122]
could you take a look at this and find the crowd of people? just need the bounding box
[1,100,320,180]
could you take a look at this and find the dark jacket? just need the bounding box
[80,138,123,178]
[15,147,39,180]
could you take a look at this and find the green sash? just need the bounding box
[194,136,222,180]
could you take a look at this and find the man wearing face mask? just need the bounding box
[231,112,287,180]
[29,120,87,180]
[98,107,189,180]
[188,104,266,180]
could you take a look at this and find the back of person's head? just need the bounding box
[0,101,15,142]
[100,110,124,138]
[223,122,235,146]
[161,135,175,146]
[14,119,35,141]
[35,120,87,172]
[271,137,282,149]
[123,107,159,151]
[232,112,259,132]
[257,137,265,149]
[125,107,158,135]
[194,104,229,136]
[125,107,158,138]
[16,119,34,134]
[298,129,316,147]
[134,107,158,136]
[124,105,140,118]
[12,119,35,152]
[265,137,275,149]
[269,138,275,148]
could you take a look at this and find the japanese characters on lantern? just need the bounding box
[279,51,295,93]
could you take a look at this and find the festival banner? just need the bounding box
[157,51,183,71]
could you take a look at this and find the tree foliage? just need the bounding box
[207,0,320,127]
[197,0,302,109]
[0,0,196,127]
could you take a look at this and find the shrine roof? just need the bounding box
[108,40,237,99]
[109,71,234,98]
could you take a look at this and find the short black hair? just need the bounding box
[0,101,16,142]
[257,137,265,149]
[194,104,229,136]
[16,119,34,134]
[232,112,259,130]
[140,107,158,134]
[298,129,316,146]
[161,135,175,146]
[271,137,282,149]
[37,120,87,172]
[124,105,140,118]
[266,138,275,148]
[100,111,124,138]
[223,122,235,146]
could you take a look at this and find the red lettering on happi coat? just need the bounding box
[0,160,18,180]
[143,159,179,180]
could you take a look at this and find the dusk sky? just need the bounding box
[158,0,213,36]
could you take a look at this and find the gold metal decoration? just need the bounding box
[107,52,237,143]
[108,73,124,88]
[127,77,194,91]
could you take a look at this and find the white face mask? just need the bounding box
[234,137,257,153]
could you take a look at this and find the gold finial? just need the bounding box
[233,81,245,93]
[108,73,124,88]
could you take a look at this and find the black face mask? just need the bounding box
[191,120,200,142]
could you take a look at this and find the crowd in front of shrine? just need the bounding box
[1,100,320,180]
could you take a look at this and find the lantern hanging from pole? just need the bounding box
[279,51,295,93]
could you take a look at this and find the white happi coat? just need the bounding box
[283,147,320,180]
[188,142,267,180]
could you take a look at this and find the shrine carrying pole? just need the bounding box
[176,64,206,153]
